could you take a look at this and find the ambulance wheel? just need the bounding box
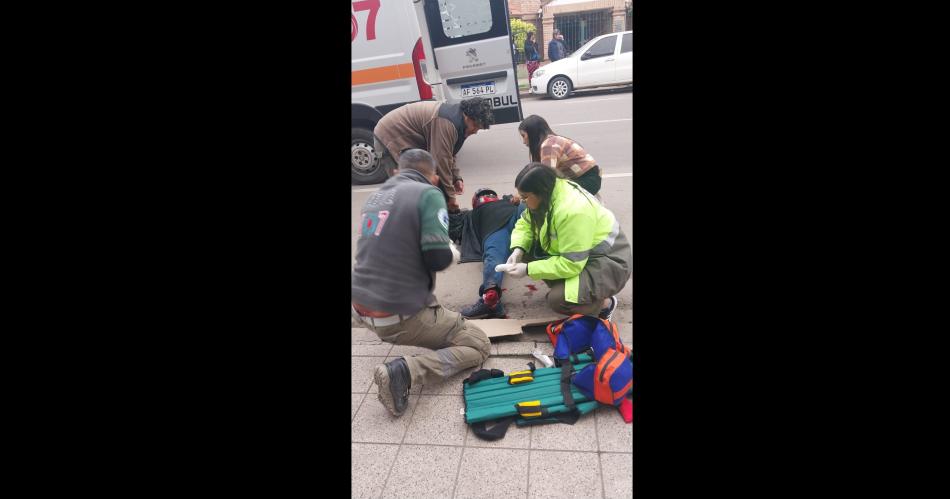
[548,76,573,100]
[351,127,390,185]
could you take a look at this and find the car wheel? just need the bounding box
[351,127,390,185]
[548,76,572,100]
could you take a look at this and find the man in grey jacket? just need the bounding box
[352,149,491,417]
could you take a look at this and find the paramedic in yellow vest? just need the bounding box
[503,163,631,318]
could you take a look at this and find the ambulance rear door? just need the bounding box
[413,0,523,124]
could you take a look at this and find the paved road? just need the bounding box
[352,88,633,321]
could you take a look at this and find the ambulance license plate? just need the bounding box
[460,81,496,97]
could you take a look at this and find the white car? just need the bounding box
[530,31,633,100]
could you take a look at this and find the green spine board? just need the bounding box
[462,355,595,424]
[466,375,581,402]
[463,361,593,394]
[464,363,592,400]
[514,400,601,426]
[462,354,593,391]
[465,385,591,423]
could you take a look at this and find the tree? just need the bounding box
[509,18,536,58]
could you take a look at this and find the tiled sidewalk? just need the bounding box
[352,327,634,499]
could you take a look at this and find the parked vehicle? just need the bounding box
[351,0,433,184]
[351,0,523,185]
[529,31,633,100]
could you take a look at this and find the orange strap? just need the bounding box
[596,318,627,354]
[613,380,633,400]
[545,313,585,345]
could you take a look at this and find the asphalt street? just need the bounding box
[352,87,633,320]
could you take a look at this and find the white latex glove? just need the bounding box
[506,263,528,278]
[506,248,524,266]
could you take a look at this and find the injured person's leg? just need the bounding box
[462,227,512,319]
[462,205,525,319]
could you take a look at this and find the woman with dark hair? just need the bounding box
[502,163,631,319]
[524,31,540,85]
[517,115,603,196]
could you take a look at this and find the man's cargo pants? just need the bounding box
[353,304,491,387]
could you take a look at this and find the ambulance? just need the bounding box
[351,0,524,184]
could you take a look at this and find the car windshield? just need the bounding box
[568,39,598,58]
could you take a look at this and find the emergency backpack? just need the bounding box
[547,314,634,407]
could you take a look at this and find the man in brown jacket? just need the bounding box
[373,97,495,211]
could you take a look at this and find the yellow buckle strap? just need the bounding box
[516,400,544,418]
[507,369,535,385]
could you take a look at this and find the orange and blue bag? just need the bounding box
[572,345,633,407]
[547,314,635,407]
[546,314,600,360]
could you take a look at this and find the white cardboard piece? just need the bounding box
[466,317,562,339]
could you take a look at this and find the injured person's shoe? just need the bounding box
[461,298,507,319]
[598,295,618,321]
[374,357,411,417]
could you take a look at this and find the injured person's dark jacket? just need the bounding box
[451,196,519,263]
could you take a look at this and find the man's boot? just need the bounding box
[374,357,411,417]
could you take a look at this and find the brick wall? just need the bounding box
[509,0,545,18]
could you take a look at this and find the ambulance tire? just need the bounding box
[351,127,390,185]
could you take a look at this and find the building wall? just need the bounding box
[538,0,627,60]
[509,0,544,18]
[510,0,630,61]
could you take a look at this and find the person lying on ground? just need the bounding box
[447,188,526,319]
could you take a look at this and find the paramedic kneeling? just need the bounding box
[351,149,491,417]
[504,163,632,319]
